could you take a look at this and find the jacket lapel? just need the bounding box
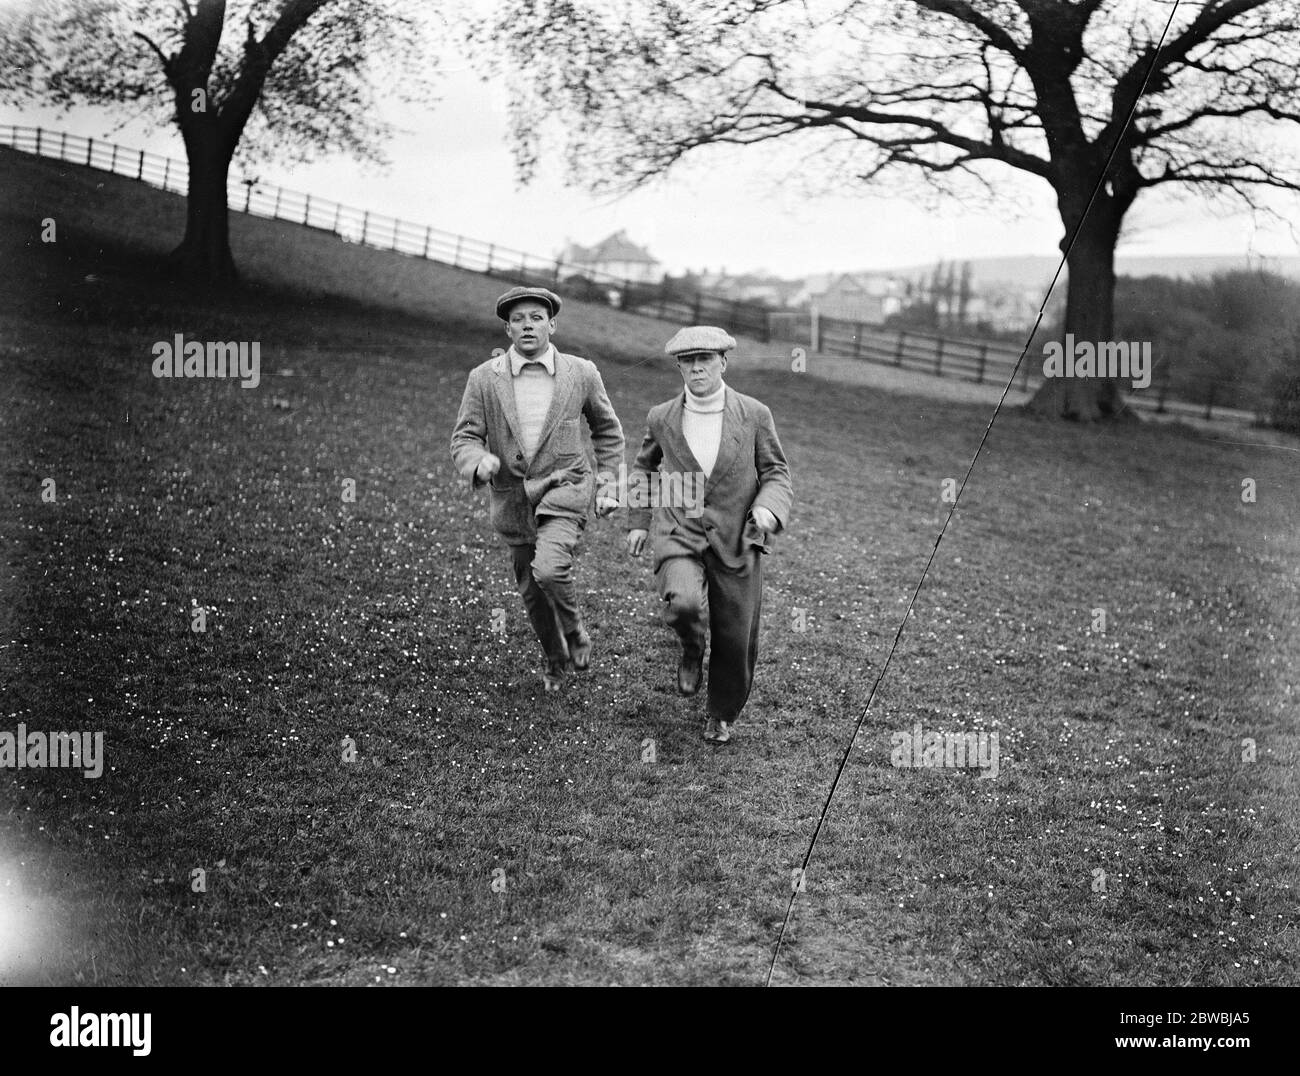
[704,389,744,493]
[534,349,576,452]
[664,393,705,476]
[491,355,524,449]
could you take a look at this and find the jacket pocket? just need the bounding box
[538,471,593,517]
[489,483,529,537]
[549,417,583,461]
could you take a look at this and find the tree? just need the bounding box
[475,0,1300,420]
[1,0,439,284]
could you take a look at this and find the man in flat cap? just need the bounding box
[452,286,624,691]
[626,326,793,743]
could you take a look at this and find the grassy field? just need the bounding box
[1,147,1298,986]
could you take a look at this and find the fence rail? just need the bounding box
[0,123,1277,426]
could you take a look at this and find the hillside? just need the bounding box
[0,145,764,370]
[0,145,1044,412]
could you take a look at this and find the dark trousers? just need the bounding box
[509,515,584,668]
[657,550,763,721]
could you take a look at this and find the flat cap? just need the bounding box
[664,325,737,357]
[496,286,562,321]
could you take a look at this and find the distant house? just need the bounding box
[801,272,906,325]
[560,230,663,285]
[694,270,803,307]
[964,288,1041,333]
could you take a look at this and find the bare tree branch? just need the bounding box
[132,30,172,76]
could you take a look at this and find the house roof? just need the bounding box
[819,272,902,297]
[566,230,659,265]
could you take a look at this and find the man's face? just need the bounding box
[505,300,556,357]
[677,351,727,397]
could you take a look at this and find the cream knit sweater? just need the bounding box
[682,381,726,478]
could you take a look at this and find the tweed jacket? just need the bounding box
[629,387,793,573]
[450,349,624,544]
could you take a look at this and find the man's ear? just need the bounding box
[548,318,558,334]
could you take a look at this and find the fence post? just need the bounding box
[424,226,433,259]
[60,131,67,159]
[486,243,494,271]
[162,157,170,189]
[110,143,117,171]
[392,217,400,251]
[86,137,93,166]
[1204,382,1216,421]
[553,258,562,284]
[453,235,463,267]
[934,336,945,376]
[35,127,42,156]
[331,202,341,233]
[854,323,864,360]
[273,186,283,219]
[303,194,311,226]
[137,149,145,180]
[245,181,254,212]
[894,331,905,366]
[976,343,987,383]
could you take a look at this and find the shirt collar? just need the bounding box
[508,344,556,377]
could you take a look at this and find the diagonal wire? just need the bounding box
[764,0,1184,986]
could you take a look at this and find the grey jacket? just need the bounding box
[629,388,793,573]
[451,350,624,544]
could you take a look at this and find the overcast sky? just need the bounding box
[4,11,1300,279]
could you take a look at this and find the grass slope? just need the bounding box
[0,148,1297,986]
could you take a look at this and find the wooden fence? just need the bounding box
[768,311,1264,426]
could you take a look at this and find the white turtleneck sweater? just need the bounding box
[682,381,726,478]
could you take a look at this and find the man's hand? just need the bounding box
[595,496,619,518]
[627,529,648,557]
[475,453,501,484]
[751,506,778,532]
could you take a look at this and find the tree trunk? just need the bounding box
[169,129,237,286]
[1026,203,1136,421]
